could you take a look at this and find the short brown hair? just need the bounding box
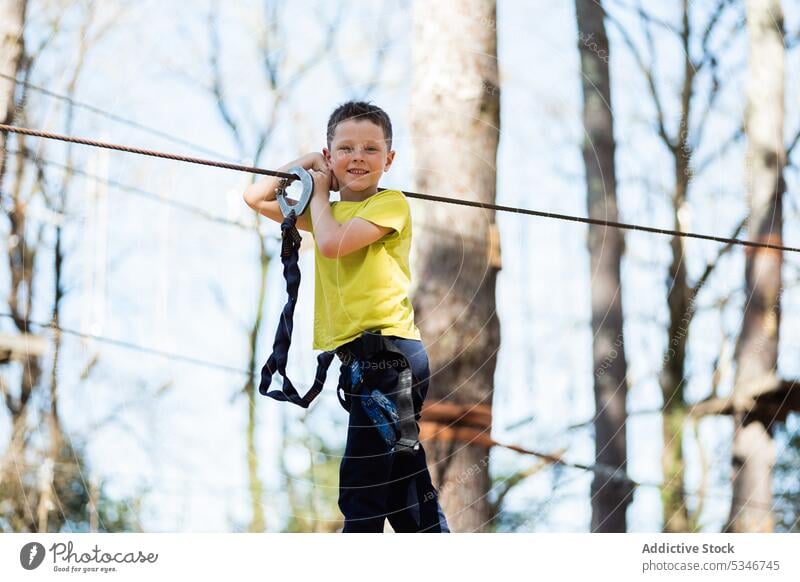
[326,101,393,150]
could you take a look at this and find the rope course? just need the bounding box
[2,119,798,520]
[2,123,800,255]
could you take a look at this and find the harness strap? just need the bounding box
[259,211,337,408]
[392,364,420,455]
[261,283,420,457]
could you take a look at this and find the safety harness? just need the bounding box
[258,167,420,456]
[334,332,421,456]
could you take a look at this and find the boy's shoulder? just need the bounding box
[354,189,411,239]
[331,189,405,207]
[366,189,407,206]
[365,190,410,219]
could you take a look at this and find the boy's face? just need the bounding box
[324,119,395,194]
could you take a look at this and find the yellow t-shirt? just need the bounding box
[308,189,422,351]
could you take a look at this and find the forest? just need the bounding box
[1,0,798,533]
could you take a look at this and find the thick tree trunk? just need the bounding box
[727,0,784,533]
[0,0,26,187]
[0,2,34,529]
[411,0,501,532]
[575,0,632,533]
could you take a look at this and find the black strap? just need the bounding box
[257,220,420,452]
[392,365,420,455]
[336,360,354,412]
[259,212,336,408]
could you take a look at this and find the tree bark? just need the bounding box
[659,1,696,532]
[411,0,501,532]
[0,0,26,188]
[727,0,784,533]
[575,0,633,533]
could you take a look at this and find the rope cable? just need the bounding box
[0,72,233,160]
[2,123,798,254]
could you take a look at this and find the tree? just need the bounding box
[0,0,39,511]
[411,0,501,532]
[575,0,633,532]
[726,0,785,533]
[0,0,139,533]
[196,0,347,531]
[0,0,27,187]
[0,438,142,533]
[607,0,743,531]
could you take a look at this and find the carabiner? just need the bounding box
[276,166,314,218]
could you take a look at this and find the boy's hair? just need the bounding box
[327,101,393,150]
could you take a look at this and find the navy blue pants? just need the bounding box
[337,336,450,533]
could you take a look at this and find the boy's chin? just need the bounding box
[342,179,375,193]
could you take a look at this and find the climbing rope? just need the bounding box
[1,123,798,254]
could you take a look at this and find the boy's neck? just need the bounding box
[339,185,379,203]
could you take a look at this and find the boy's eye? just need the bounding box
[336,145,378,154]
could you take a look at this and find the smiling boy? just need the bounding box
[243,101,449,533]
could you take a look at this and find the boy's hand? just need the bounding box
[301,152,327,172]
[309,169,331,200]
[302,152,339,192]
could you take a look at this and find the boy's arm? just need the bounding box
[308,172,392,259]
[242,153,325,232]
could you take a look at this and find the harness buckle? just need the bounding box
[276,166,313,219]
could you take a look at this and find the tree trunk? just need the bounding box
[411,0,501,533]
[659,1,695,532]
[0,0,26,187]
[245,234,270,532]
[727,0,784,533]
[575,0,632,533]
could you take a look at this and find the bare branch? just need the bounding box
[207,1,245,156]
[250,2,344,162]
[490,460,550,516]
[690,215,746,296]
[693,125,744,175]
[691,6,744,162]
[690,54,722,151]
[607,0,680,36]
[330,3,395,100]
[258,0,282,90]
[689,378,800,419]
[695,0,737,71]
[787,126,800,159]
[1,374,18,415]
[605,8,675,151]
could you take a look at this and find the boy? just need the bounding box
[243,101,449,533]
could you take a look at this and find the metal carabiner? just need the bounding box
[276,166,314,219]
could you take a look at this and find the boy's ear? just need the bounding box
[322,147,332,166]
[384,150,395,172]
